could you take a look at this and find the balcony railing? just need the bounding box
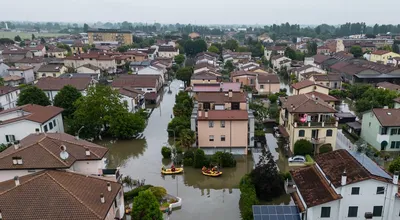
[306,137,326,144]
[294,121,338,128]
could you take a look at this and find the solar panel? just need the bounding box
[349,151,392,179]
[252,205,301,220]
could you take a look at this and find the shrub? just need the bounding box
[294,139,313,156]
[149,186,167,201]
[193,148,208,168]
[255,130,265,137]
[0,144,9,152]
[319,144,333,154]
[279,172,292,181]
[268,94,278,103]
[183,158,193,166]
[161,147,172,159]
[389,157,400,173]
[124,185,153,201]
[239,174,259,220]
[183,149,195,166]
[304,155,315,166]
[211,151,237,167]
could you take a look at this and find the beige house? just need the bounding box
[279,94,338,152]
[255,73,280,95]
[88,29,133,45]
[64,53,117,73]
[190,70,220,86]
[37,64,68,79]
[76,64,101,74]
[47,47,68,58]
[291,79,330,95]
[309,73,342,90]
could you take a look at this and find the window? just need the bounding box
[5,135,16,143]
[53,119,56,126]
[320,207,331,218]
[221,135,226,141]
[209,135,214,142]
[391,128,399,135]
[351,187,360,195]
[373,206,383,217]
[204,102,211,110]
[377,186,385,194]
[369,122,371,127]
[326,129,333,137]
[380,126,388,135]
[236,79,239,82]
[209,121,214,128]
[231,102,240,110]
[391,141,396,149]
[348,206,358,217]
[298,130,305,137]
[397,141,400,149]
[260,85,264,89]
[147,88,153,91]
[44,125,48,132]
[49,122,53,130]
[221,121,225,128]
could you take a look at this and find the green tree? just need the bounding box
[389,157,400,173]
[210,43,223,54]
[350,45,363,58]
[57,43,71,52]
[149,187,167,201]
[14,35,22,42]
[31,34,35,40]
[0,77,4,86]
[284,47,296,60]
[40,38,46,44]
[19,41,25,47]
[224,60,235,73]
[17,86,51,106]
[184,39,207,56]
[239,174,259,220]
[294,139,313,156]
[392,44,400,54]
[307,42,318,56]
[167,117,190,138]
[224,39,239,51]
[208,45,220,54]
[161,147,172,158]
[268,94,278,103]
[108,111,146,139]
[174,54,185,66]
[193,148,208,168]
[53,85,82,118]
[179,129,195,149]
[176,67,193,87]
[250,149,284,201]
[319,144,333,154]
[83,23,89,32]
[0,38,14,45]
[131,190,163,220]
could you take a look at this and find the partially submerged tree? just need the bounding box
[131,190,163,220]
[17,86,51,106]
[53,85,82,118]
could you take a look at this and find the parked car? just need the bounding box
[179,84,185,91]
[288,155,306,163]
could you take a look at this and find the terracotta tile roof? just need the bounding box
[313,54,331,64]
[158,45,177,52]
[330,61,350,72]
[112,74,160,88]
[315,149,392,188]
[0,133,108,170]
[340,64,368,75]
[280,94,337,113]
[118,87,145,98]
[312,73,341,82]
[291,80,316,90]
[37,64,64,72]
[194,62,217,71]
[290,166,342,208]
[7,66,34,71]
[192,82,241,92]
[306,91,338,102]
[144,92,158,100]
[291,65,314,73]
[372,108,400,127]
[196,92,247,103]
[0,86,19,96]
[197,110,248,121]
[231,70,257,77]
[0,104,63,125]
[195,52,219,59]
[15,57,44,64]
[0,170,121,219]
[2,48,29,55]
[191,71,220,80]
[377,82,400,91]
[47,47,67,53]
[258,73,280,84]
[124,51,148,56]
[372,50,391,55]
[3,75,23,82]
[36,77,92,91]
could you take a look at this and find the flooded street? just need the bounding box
[98,80,253,220]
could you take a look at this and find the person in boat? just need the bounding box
[171,164,176,172]
[202,166,207,172]
[162,166,166,171]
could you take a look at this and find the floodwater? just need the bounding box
[98,80,253,220]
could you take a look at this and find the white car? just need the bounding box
[288,155,306,163]
[179,84,185,91]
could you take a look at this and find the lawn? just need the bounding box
[0,31,67,39]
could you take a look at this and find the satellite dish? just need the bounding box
[60,151,69,160]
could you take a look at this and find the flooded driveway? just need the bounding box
[98,80,253,220]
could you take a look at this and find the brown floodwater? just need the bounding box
[97,80,254,220]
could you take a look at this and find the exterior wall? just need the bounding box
[256,83,280,94]
[232,75,256,87]
[37,67,67,79]
[76,66,101,74]
[0,120,42,144]
[0,169,45,182]
[120,94,145,113]
[8,69,35,84]
[40,114,65,133]
[71,159,106,175]
[190,79,218,86]
[64,59,117,73]
[311,79,342,90]
[289,124,338,152]
[370,52,400,65]
[295,85,330,95]
[158,51,179,58]
[137,68,164,83]
[105,188,125,220]
[0,63,10,77]
[197,120,248,150]
[48,51,68,58]
[0,89,19,110]
[307,200,339,220]
[88,32,132,45]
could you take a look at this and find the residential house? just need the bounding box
[2,75,24,86]
[130,60,152,72]
[0,62,10,77]
[124,50,148,62]
[118,87,146,113]
[46,47,68,58]
[195,52,219,66]
[188,82,242,97]
[71,41,84,55]
[279,94,338,152]
[264,46,286,60]
[35,77,94,103]
[290,149,399,220]
[191,70,221,86]
[26,44,46,57]
[313,54,332,69]
[138,48,157,60]
[1,48,33,63]
[255,73,280,95]
[0,104,64,145]
[309,73,342,90]
[223,52,252,63]
[88,28,133,45]
[194,63,218,74]
[14,57,45,73]
[291,65,326,81]
[136,66,165,84]
[36,64,67,79]
[370,50,400,65]
[317,45,331,55]
[231,71,257,88]
[7,66,35,84]
[361,108,400,151]
[64,53,117,73]
[239,62,260,71]
[191,90,254,155]
[291,80,330,95]
[157,45,179,58]
[377,82,400,92]
[271,55,291,70]
[0,169,125,219]
[76,64,101,74]
[0,86,19,110]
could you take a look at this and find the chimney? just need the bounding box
[228,89,232,98]
[341,170,347,186]
[85,148,90,156]
[393,171,399,185]
[14,176,20,186]
[35,128,40,135]
[107,182,112,192]
[100,193,105,203]
[205,110,208,118]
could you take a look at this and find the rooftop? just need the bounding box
[372,50,391,55]
[7,66,34,71]
[372,108,400,127]
[112,74,160,88]
[36,77,92,91]
[377,82,400,91]
[0,170,121,219]
[0,104,63,125]
[191,82,241,92]
[258,73,280,84]
[313,54,331,64]
[197,110,248,121]
[196,91,247,103]
[88,28,131,33]
[291,80,329,90]
[118,87,145,98]
[15,57,44,64]
[306,91,338,102]
[37,64,65,73]
[78,64,101,71]
[0,86,19,96]
[280,94,337,113]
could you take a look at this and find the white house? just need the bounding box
[0,62,10,77]
[7,66,35,84]
[137,66,165,84]
[271,55,292,70]
[35,77,94,103]
[76,64,102,74]
[264,46,286,60]
[118,87,146,113]
[290,149,400,220]
[0,86,20,110]
[157,45,179,58]
[290,64,327,81]
[0,104,64,145]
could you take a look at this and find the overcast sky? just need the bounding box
[2,0,399,25]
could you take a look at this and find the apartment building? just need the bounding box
[0,86,20,110]
[88,28,133,45]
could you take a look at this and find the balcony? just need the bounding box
[306,137,326,145]
[293,114,338,128]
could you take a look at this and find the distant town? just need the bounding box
[1,20,400,220]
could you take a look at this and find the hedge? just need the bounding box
[124,185,153,202]
[304,155,315,166]
[161,147,172,159]
[239,174,259,220]
[211,152,236,167]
